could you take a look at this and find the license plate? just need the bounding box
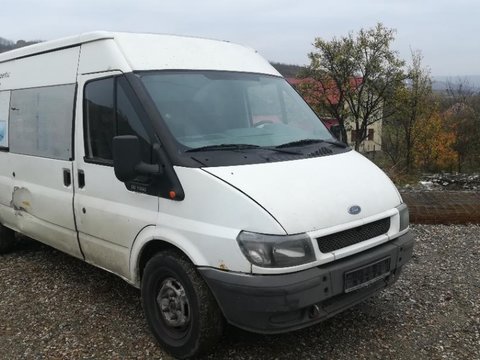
[344,257,391,293]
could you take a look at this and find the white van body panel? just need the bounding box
[77,39,132,75]
[203,151,402,234]
[0,31,278,79]
[129,166,287,285]
[0,154,12,208]
[0,32,112,65]
[0,47,80,90]
[130,166,284,286]
[0,157,82,258]
[171,167,286,234]
[113,33,280,75]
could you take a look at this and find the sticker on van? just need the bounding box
[0,120,6,147]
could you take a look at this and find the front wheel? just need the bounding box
[141,251,223,359]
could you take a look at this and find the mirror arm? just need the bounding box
[134,162,162,176]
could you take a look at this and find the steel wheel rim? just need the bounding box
[156,277,190,329]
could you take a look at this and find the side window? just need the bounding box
[9,85,75,160]
[0,91,10,148]
[84,78,115,161]
[116,77,152,162]
[84,76,151,164]
[368,128,374,141]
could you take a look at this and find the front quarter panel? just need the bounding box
[129,166,286,284]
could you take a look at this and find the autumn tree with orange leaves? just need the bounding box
[296,25,480,174]
[382,50,434,173]
[413,111,458,171]
[443,80,480,172]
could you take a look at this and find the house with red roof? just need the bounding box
[287,77,382,153]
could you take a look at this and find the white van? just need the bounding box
[0,32,413,358]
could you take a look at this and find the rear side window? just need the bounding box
[84,76,151,164]
[9,84,75,160]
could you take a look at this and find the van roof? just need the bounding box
[0,31,114,62]
[0,31,280,77]
[0,31,235,63]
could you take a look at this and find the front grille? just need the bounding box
[317,218,391,253]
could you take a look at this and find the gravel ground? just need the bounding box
[0,225,479,359]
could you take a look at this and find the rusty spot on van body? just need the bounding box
[218,261,228,270]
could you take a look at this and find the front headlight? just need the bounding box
[397,203,410,231]
[237,231,315,268]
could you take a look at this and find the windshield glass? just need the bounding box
[139,71,333,150]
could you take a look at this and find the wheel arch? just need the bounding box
[129,225,209,287]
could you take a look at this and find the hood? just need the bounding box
[202,151,402,234]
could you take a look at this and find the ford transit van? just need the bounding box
[0,32,413,358]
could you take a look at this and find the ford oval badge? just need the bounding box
[348,205,361,215]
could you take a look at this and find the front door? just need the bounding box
[73,72,158,279]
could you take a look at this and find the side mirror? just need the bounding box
[113,135,161,182]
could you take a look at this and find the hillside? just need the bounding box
[0,37,40,53]
[432,75,480,92]
[270,62,306,78]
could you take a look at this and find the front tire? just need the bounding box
[141,251,223,359]
[0,223,15,254]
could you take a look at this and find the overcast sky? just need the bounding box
[1,0,479,76]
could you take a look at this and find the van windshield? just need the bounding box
[139,71,333,151]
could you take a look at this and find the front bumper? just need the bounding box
[199,231,414,334]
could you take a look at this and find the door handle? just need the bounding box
[78,170,85,188]
[63,169,71,187]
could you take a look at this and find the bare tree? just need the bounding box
[445,77,475,104]
[444,79,480,172]
[393,50,433,173]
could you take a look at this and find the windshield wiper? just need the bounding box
[185,143,302,155]
[276,138,348,149]
[185,144,261,152]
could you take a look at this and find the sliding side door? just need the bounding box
[5,84,82,258]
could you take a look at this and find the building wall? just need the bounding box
[347,119,382,152]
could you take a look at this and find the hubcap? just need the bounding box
[156,278,190,328]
